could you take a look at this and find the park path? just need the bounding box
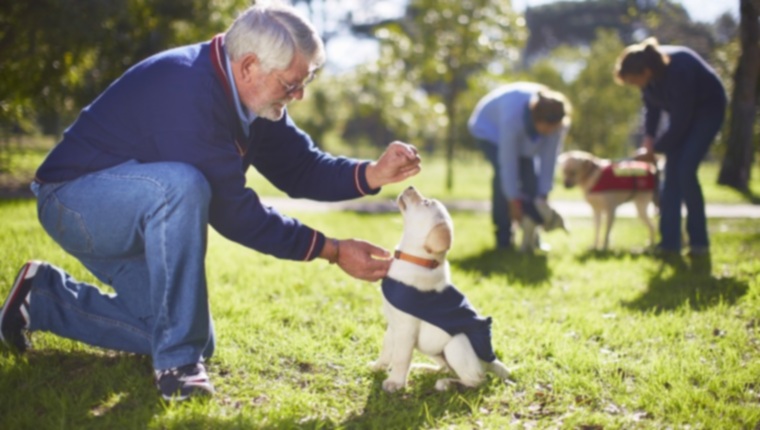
[261,197,760,219]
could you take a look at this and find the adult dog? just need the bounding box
[372,186,511,392]
[557,150,657,250]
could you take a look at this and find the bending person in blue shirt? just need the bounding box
[468,82,571,250]
[0,3,420,401]
[615,37,726,256]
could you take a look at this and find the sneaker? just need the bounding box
[0,261,40,352]
[155,363,215,401]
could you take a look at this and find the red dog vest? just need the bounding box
[589,161,656,193]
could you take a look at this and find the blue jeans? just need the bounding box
[28,160,215,370]
[478,140,539,247]
[659,105,725,251]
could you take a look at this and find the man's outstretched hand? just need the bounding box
[366,141,421,189]
[335,239,391,282]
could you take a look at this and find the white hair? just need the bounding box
[225,1,325,73]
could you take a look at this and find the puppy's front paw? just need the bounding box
[382,378,405,393]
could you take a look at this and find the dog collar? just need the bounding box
[393,250,440,269]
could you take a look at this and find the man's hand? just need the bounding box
[366,141,421,189]
[509,199,523,222]
[323,239,391,282]
[633,146,656,163]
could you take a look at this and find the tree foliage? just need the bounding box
[0,0,246,135]
[368,0,527,189]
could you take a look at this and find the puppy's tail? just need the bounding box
[486,360,513,382]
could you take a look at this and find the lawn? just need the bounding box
[1,196,759,429]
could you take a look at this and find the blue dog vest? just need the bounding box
[381,278,497,362]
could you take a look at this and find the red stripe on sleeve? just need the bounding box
[304,230,318,261]
[354,164,367,196]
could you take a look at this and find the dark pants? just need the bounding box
[478,140,539,247]
[659,105,725,251]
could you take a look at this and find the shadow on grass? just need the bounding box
[337,370,499,429]
[574,248,651,263]
[0,348,161,429]
[454,249,550,286]
[622,254,749,313]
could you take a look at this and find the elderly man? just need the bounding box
[0,2,420,401]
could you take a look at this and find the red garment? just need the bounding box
[589,161,656,193]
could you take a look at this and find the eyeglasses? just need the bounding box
[275,72,316,96]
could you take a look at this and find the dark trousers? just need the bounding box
[478,140,539,247]
[659,105,725,251]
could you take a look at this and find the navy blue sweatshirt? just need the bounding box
[381,278,497,363]
[642,46,726,154]
[36,36,378,261]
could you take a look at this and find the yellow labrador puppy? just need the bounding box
[557,150,657,250]
[372,186,511,392]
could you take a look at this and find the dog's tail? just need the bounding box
[486,360,512,381]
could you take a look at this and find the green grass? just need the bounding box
[1,198,759,429]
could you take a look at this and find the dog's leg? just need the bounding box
[520,219,534,252]
[382,323,418,393]
[371,325,394,371]
[602,208,617,250]
[592,210,602,250]
[434,334,484,391]
[635,196,655,247]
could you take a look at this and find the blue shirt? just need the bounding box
[468,82,567,199]
[36,35,379,262]
[381,277,497,363]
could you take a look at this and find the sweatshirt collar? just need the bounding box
[210,34,257,137]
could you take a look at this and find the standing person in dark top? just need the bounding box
[615,37,726,256]
[0,2,421,401]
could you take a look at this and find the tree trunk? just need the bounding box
[445,89,456,192]
[718,0,760,191]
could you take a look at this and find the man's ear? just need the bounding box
[240,54,259,82]
[424,222,452,254]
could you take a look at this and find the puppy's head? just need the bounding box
[558,150,600,189]
[396,186,453,259]
[534,200,569,233]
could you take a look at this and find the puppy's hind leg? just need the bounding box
[520,219,535,252]
[435,334,485,391]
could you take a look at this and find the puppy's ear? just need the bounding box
[580,158,597,176]
[424,222,452,254]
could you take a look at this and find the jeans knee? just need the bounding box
[164,163,212,208]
